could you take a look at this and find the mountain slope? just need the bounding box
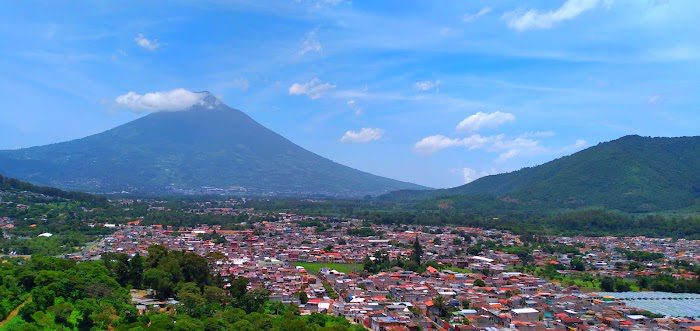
[0,94,424,196]
[390,135,700,212]
[0,174,107,204]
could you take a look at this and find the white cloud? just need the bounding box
[559,139,588,153]
[340,128,384,143]
[460,167,498,184]
[416,111,586,164]
[299,31,323,56]
[414,80,440,91]
[415,133,553,162]
[456,111,515,132]
[503,0,604,31]
[134,33,160,51]
[494,137,545,161]
[288,78,335,99]
[115,88,207,112]
[462,7,492,22]
[461,167,479,183]
[414,134,492,153]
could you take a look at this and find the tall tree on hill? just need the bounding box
[229,276,249,301]
[114,254,130,287]
[129,253,144,288]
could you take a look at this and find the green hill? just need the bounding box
[0,93,424,197]
[0,173,106,204]
[392,135,700,212]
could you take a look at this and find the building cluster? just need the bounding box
[72,212,700,330]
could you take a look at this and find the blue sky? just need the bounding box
[1,0,698,188]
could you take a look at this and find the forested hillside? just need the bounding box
[388,135,700,213]
[0,247,364,330]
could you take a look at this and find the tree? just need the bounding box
[432,295,447,317]
[240,288,270,313]
[114,254,130,286]
[89,303,119,329]
[143,268,174,299]
[146,245,167,268]
[129,253,144,288]
[467,244,483,255]
[229,276,248,298]
[411,237,423,266]
[474,279,485,287]
[182,252,210,286]
[178,291,206,317]
[297,291,309,304]
[204,285,229,306]
[570,257,585,271]
[600,277,615,292]
[158,255,183,283]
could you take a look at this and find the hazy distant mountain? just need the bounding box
[0,93,425,197]
[386,135,700,212]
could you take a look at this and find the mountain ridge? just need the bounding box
[0,96,426,196]
[383,135,700,212]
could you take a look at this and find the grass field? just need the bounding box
[294,262,363,275]
[440,266,471,274]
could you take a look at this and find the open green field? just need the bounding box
[440,266,471,274]
[294,262,363,275]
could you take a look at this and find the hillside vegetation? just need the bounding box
[389,135,700,213]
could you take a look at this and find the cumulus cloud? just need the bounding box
[340,128,384,143]
[414,80,440,91]
[416,131,586,163]
[288,78,335,99]
[115,88,207,112]
[503,0,603,31]
[134,33,160,51]
[460,167,497,184]
[414,134,493,153]
[462,7,492,22]
[299,31,323,56]
[456,111,515,132]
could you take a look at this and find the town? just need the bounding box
[54,207,700,331]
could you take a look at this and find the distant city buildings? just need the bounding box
[66,207,700,330]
